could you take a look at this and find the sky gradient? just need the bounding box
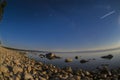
[0,0,120,51]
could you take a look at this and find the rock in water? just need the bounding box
[80,59,88,64]
[46,52,61,60]
[65,58,73,62]
[46,53,55,58]
[101,54,113,60]
[75,56,79,59]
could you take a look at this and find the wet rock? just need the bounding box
[39,54,45,58]
[75,56,79,59]
[80,59,88,64]
[46,52,61,60]
[65,58,73,62]
[101,54,113,60]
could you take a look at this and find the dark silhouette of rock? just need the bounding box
[39,54,45,58]
[75,56,79,59]
[101,54,113,60]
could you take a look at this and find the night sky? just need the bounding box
[0,0,120,51]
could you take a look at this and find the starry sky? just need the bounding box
[0,0,120,51]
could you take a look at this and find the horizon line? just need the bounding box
[1,45,120,53]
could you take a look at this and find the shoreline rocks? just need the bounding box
[1,47,120,80]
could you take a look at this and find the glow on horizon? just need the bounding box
[2,40,120,52]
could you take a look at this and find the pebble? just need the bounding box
[65,58,73,62]
[0,65,9,73]
[13,66,23,74]
[24,73,33,79]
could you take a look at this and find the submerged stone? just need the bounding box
[101,54,113,60]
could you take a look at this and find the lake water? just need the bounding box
[27,49,120,71]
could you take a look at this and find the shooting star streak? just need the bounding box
[100,10,115,19]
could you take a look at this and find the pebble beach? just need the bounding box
[0,46,120,80]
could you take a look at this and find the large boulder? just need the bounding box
[46,52,61,60]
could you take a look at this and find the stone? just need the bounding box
[73,75,81,80]
[65,58,73,62]
[80,59,88,64]
[14,60,20,65]
[101,54,113,60]
[15,76,20,80]
[39,76,46,80]
[27,66,31,73]
[64,67,73,73]
[46,52,55,59]
[39,54,45,58]
[59,74,68,79]
[84,71,91,76]
[24,73,33,79]
[13,66,23,74]
[0,65,8,73]
[75,56,79,59]
[46,52,61,60]
[101,74,107,78]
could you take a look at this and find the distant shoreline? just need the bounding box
[2,46,120,53]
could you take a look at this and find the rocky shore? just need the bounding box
[0,47,120,80]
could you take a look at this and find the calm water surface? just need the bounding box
[27,49,120,71]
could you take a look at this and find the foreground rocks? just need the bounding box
[0,47,120,80]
